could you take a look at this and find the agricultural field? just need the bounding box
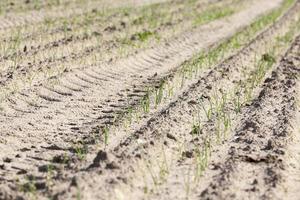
[0,0,299,199]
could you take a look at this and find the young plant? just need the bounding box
[191,122,202,136]
[20,176,37,199]
[141,91,150,113]
[126,106,134,125]
[194,139,211,179]
[74,143,87,161]
[215,115,222,144]
[155,81,164,107]
[76,186,82,200]
[167,84,174,98]
[233,87,242,113]
[103,126,109,147]
[46,164,54,188]
[198,97,213,121]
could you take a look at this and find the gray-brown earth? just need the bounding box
[0,0,299,199]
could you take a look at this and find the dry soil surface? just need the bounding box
[0,0,299,200]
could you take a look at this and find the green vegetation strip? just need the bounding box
[3,0,241,45]
[0,0,246,106]
[91,0,297,150]
[193,6,235,25]
[139,1,299,192]
[182,0,296,77]
[180,0,299,181]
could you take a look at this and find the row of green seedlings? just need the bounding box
[67,20,298,199]
[243,16,300,102]
[21,48,274,199]
[181,6,300,173]
[121,0,243,47]
[0,0,244,64]
[65,6,298,196]
[0,27,106,111]
[139,91,228,195]
[186,35,295,184]
[63,0,298,175]
[64,7,299,200]
[1,0,291,106]
[182,139,211,198]
[136,83,232,194]
[77,0,297,159]
[0,1,158,56]
[181,0,296,82]
[11,61,248,198]
[190,91,231,180]
[182,30,294,187]
[0,4,182,102]
[7,0,295,60]
[175,0,293,91]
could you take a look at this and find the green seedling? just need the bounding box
[155,81,164,107]
[167,85,174,98]
[222,112,231,138]
[74,143,87,161]
[215,115,222,144]
[76,186,82,200]
[20,176,37,200]
[135,31,155,42]
[103,126,109,147]
[191,122,202,136]
[141,91,150,113]
[233,87,242,113]
[198,97,213,121]
[46,164,54,188]
[194,139,211,180]
[126,106,133,124]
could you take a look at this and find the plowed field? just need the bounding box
[0,0,299,199]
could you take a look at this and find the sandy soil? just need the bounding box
[0,0,299,199]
